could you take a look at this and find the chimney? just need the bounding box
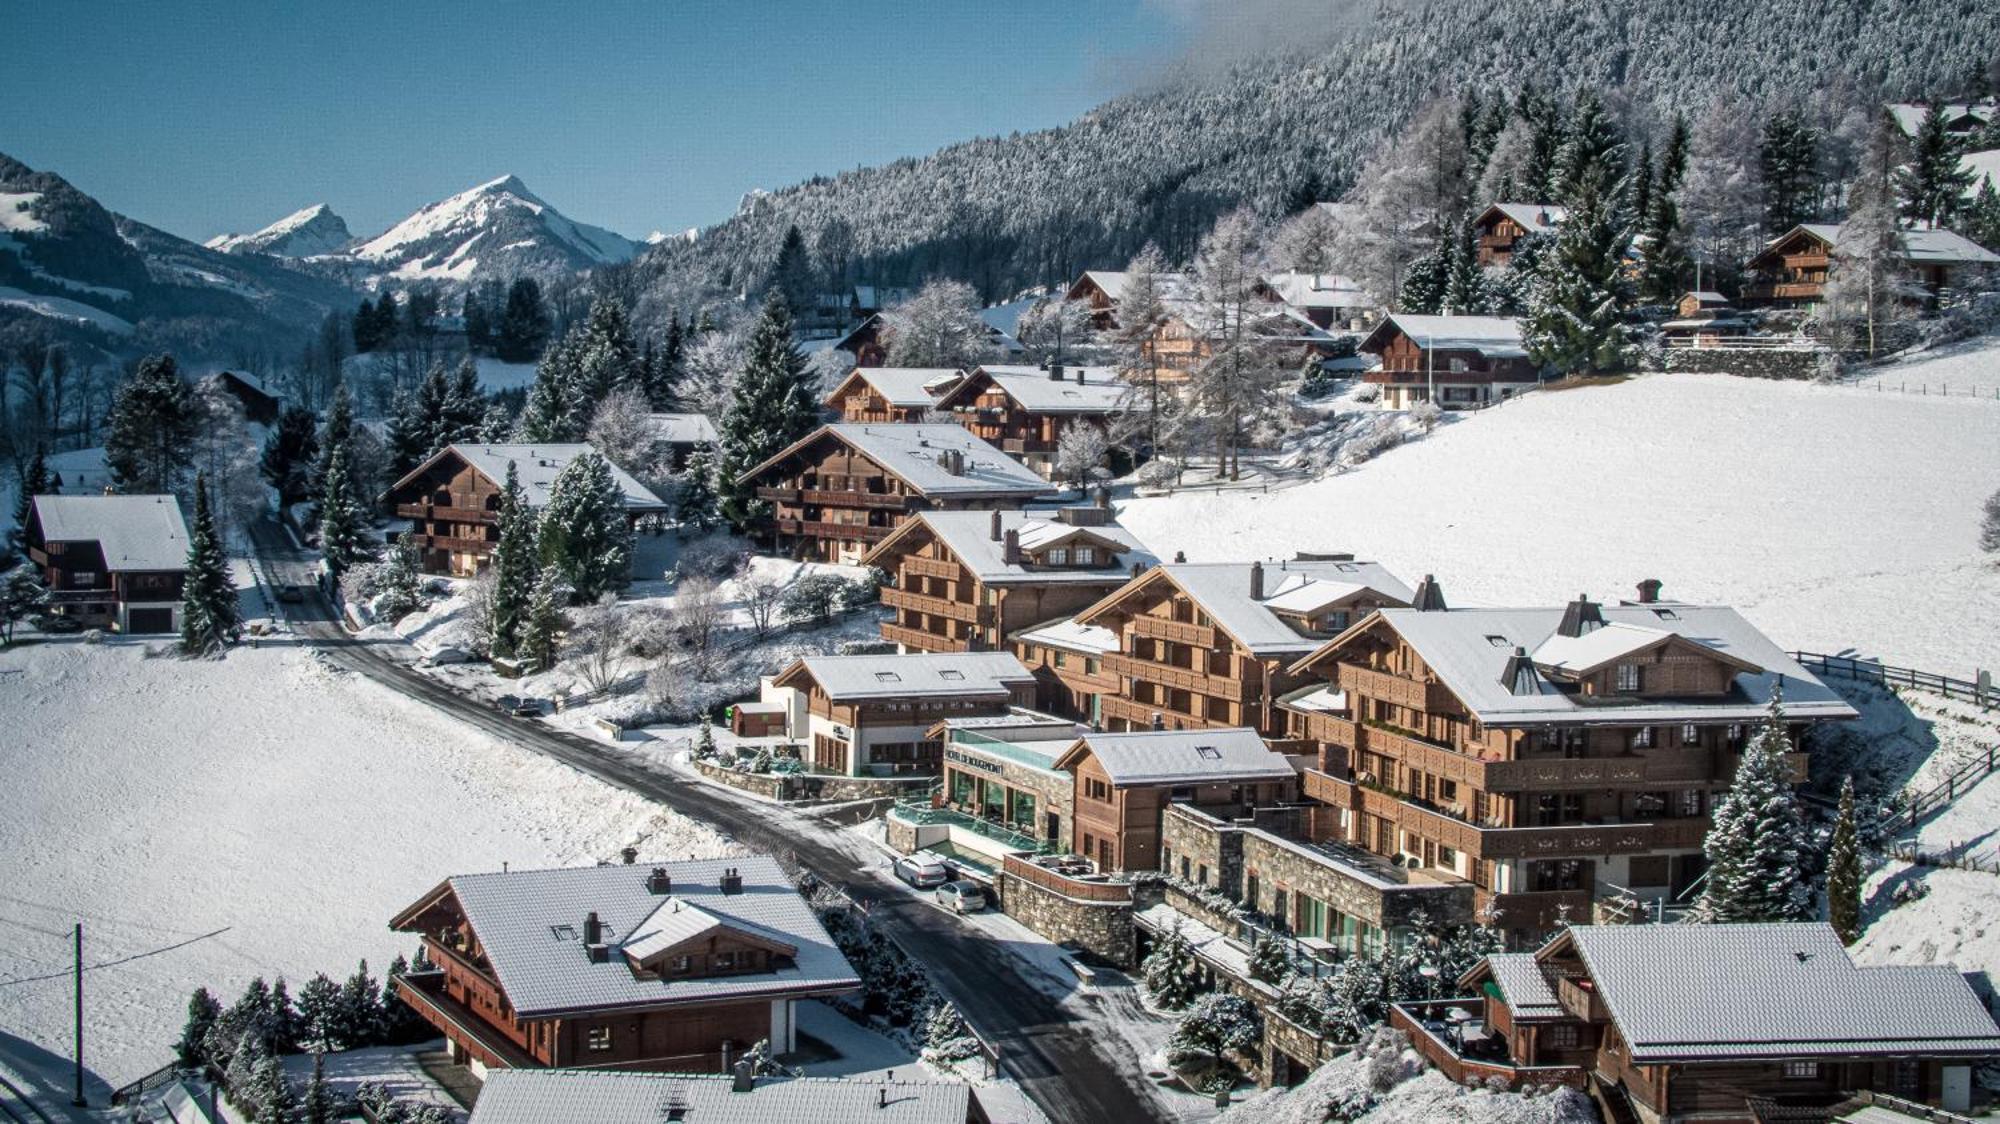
[1411,574,1447,612]
[646,867,672,895]
[720,867,744,895]
[1002,529,1022,565]
[947,449,966,475]
[1047,361,1064,381]
[583,911,602,945]
[1636,578,1663,604]
[1499,646,1539,696]
[1095,483,1111,509]
[1131,562,1143,578]
[879,1086,889,1109]
[731,1057,756,1093]
[621,846,639,865]
[1173,550,1186,563]
[990,509,1004,541]
[1249,560,1265,600]
[1556,594,1604,638]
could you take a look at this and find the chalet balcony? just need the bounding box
[880,622,970,652]
[1475,888,1595,932]
[1336,662,1456,712]
[395,502,491,523]
[1557,974,1609,1023]
[1352,785,1711,860]
[1101,651,1254,702]
[1301,767,1359,808]
[1099,692,1220,732]
[1130,615,1218,649]
[903,556,962,582]
[776,519,893,543]
[415,533,495,554]
[880,585,988,625]
[801,488,910,511]
[1743,281,1824,302]
[1292,710,1358,748]
[1390,1000,1587,1093]
[46,588,114,604]
[1780,253,1831,270]
[394,972,539,1070]
[756,486,802,503]
[1000,438,1057,456]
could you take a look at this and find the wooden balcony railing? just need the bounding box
[802,489,909,510]
[1301,768,1359,808]
[1099,693,1220,732]
[1351,785,1712,860]
[1475,888,1594,932]
[881,622,970,652]
[756,486,802,503]
[1557,975,1609,1023]
[1743,281,1823,301]
[415,533,494,553]
[778,520,893,543]
[903,556,962,581]
[1131,615,1218,649]
[880,585,986,625]
[1291,710,1358,748]
[1101,652,1253,701]
[1336,663,1455,712]
[395,502,490,523]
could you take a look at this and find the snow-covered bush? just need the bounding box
[1136,457,1181,490]
[1142,921,1202,1010]
[782,573,846,625]
[921,1001,983,1066]
[1248,931,1292,984]
[1165,993,1263,1093]
[674,533,751,582]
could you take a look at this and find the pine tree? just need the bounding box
[1657,113,1691,199]
[105,354,199,496]
[8,445,51,562]
[260,406,321,512]
[1247,932,1290,984]
[1696,689,1811,924]
[314,381,357,511]
[317,446,372,581]
[293,973,341,1051]
[381,954,427,1041]
[1523,167,1631,375]
[1759,107,1822,234]
[334,960,382,1050]
[440,356,486,449]
[1965,179,2000,253]
[536,451,632,601]
[1142,921,1200,1010]
[649,311,687,408]
[1899,102,1975,227]
[517,330,582,442]
[571,295,645,410]
[496,278,552,362]
[488,461,539,658]
[1442,220,1488,314]
[1827,774,1863,944]
[267,978,299,1054]
[1550,89,1624,204]
[718,292,819,529]
[175,987,223,1067]
[375,532,424,620]
[521,570,565,670]
[768,223,816,314]
[180,475,240,655]
[1639,145,1693,305]
[1397,239,1452,313]
[0,565,49,646]
[1627,139,1655,237]
[675,441,723,533]
[248,1050,297,1124]
[301,1052,334,1124]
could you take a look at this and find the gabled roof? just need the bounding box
[1463,953,1563,1020]
[1290,605,1857,725]
[775,651,1034,702]
[1054,727,1299,786]
[30,495,189,572]
[620,895,798,966]
[1065,269,1196,306]
[1888,101,1995,137]
[824,367,959,411]
[644,413,718,446]
[745,424,1055,499]
[469,1070,971,1124]
[389,857,857,1019]
[1012,616,1119,655]
[863,509,1157,586]
[1260,271,1374,311]
[939,364,1129,414]
[1546,923,2000,1063]
[1764,223,2000,267]
[1531,620,1760,678]
[1477,202,1569,234]
[1078,560,1414,657]
[393,443,668,512]
[1360,314,1527,359]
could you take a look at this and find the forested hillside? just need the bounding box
[621,0,2000,319]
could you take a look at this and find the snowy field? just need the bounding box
[0,640,738,1088]
[1121,371,2000,673]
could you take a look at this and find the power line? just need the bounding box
[0,928,231,989]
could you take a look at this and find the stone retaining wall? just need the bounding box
[1662,346,1825,379]
[692,758,933,803]
[998,870,1136,967]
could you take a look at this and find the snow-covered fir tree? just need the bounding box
[259,407,320,512]
[1247,931,1291,984]
[0,565,49,646]
[1523,164,1632,375]
[247,1050,297,1124]
[520,570,566,670]
[1827,774,1863,944]
[374,533,424,621]
[675,441,723,533]
[1695,689,1812,923]
[717,291,819,529]
[1899,101,1975,227]
[488,461,538,658]
[517,330,584,442]
[313,381,358,512]
[293,973,341,1051]
[175,987,222,1067]
[302,1052,334,1124]
[1759,107,1823,235]
[333,960,382,1051]
[921,1000,982,1064]
[1982,486,2000,555]
[649,311,688,408]
[7,446,51,562]
[536,451,632,602]
[1142,921,1201,1010]
[1966,180,2000,253]
[1164,993,1262,1093]
[1397,239,1453,314]
[571,294,646,408]
[495,278,551,363]
[105,354,199,496]
[179,475,240,656]
[1639,114,1694,304]
[317,446,372,581]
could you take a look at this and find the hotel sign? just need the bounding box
[945,748,1005,775]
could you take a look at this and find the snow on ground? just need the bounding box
[1120,371,2000,672]
[0,285,135,335]
[472,356,536,393]
[0,639,737,1089]
[1219,1029,1594,1124]
[1854,335,2000,395]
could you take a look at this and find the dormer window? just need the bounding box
[671,955,691,974]
[1615,663,1642,692]
[1047,548,1069,565]
[874,671,901,683]
[1075,546,1095,565]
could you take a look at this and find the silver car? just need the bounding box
[936,880,989,913]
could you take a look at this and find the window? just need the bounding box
[1782,1061,1820,1080]
[1246,874,1260,907]
[1195,745,1221,761]
[1678,789,1703,817]
[671,955,692,975]
[714,951,737,970]
[874,671,901,683]
[1545,1025,1580,1049]
[1196,863,1208,885]
[1180,856,1191,880]
[1436,845,1457,869]
[586,1026,613,1052]
[1630,726,1654,749]
[1075,546,1095,565]
[72,570,98,587]
[1681,724,1700,746]
[1047,548,1069,565]
[1615,664,1642,692]
[938,669,964,681]
[1053,651,1067,669]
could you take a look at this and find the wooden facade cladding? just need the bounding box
[1131,615,1218,649]
[1333,661,1458,712]
[880,585,989,626]
[881,622,972,652]
[383,453,506,575]
[1100,651,1257,702]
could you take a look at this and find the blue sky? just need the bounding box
[2,2,1192,244]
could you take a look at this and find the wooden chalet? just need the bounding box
[931,363,1128,476]
[1660,291,1751,346]
[1277,585,1858,942]
[861,505,1156,660]
[1471,203,1567,268]
[1743,223,2000,307]
[643,413,718,471]
[1054,728,1300,872]
[1359,314,1540,409]
[830,313,1023,368]
[1256,271,1377,331]
[202,371,282,426]
[387,857,859,1078]
[1888,101,1996,139]
[822,367,961,423]
[383,443,668,576]
[1399,924,2000,1120]
[1055,557,1413,741]
[759,652,1037,775]
[468,1069,977,1124]
[744,424,1055,564]
[24,494,188,634]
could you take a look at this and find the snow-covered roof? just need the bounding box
[978,295,1039,340]
[1261,271,1374,311]
[828,367,957,410]
[1530,621,1685,676]
[30,494,188,572]
[1888,101,1995,137]
[1791,223,2000,266]
[1362,315,1527,359]
[469,1070,971,1124]
[1476,953,1562,1019]
[1556,923,2000,1063]
[1013,616,1119,655]
[401,857,857,1019]
[1685,290,1730,304]
[751,424,1056,499]
[868,509,1157,586]
[1069,269,1196,305]
[420,443,668,512]
[1480,202,1569,233]
[781,651,1034,701]
[944,364,1129,414]
[1304,605,1855,725]
[1058,727,1299,786]
[1108,561,1413,657]
[1963,148,2000,196]
[643,412,717,446]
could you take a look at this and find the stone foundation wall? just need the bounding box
[692,759,933,803]
[998,872,1136,967]
[692,759,790,799]
[1662,346,1825,379]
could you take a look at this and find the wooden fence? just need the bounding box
[1790,652,1994,710]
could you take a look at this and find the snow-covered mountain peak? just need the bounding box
[350,174,637,283]
[206,202,354,257]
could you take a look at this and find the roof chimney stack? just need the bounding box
[990,509,1004,541]
[1002,528,1022,565]
[1173,550,1186,564]
[646,867,672,895]
[583,911,602,944]
[1556,594,1605,638]
[720,867,744,895]
[731,1058,756,1093]
[1249,560,1265,600]
[621,846,639,865]
[1411,574,1447,612]
[1636,578,1663,604]
[1047,361,1064,381]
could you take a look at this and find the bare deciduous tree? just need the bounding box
[567,594,636,695]
[742,574,784,638]
[669,575,726,675]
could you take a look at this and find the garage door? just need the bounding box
[126,608,174,634]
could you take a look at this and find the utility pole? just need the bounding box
[71,922,85,1108]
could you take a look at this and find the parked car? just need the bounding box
[276,585,304,604]
[892,853,950,890]
[35,614,83,634]
[496,694,543,718]
[936,880,989,914]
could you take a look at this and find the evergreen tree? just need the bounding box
[1142,922,1201,1010]
[1627,139,1655,237]
[1657,113,1691,198]
[1899,101,1975,226]
[718,292,819,529]
[496,278,552,362]
[464,284,494,356]
[260,406,321,512]
[1639,134,1693,306]
[375,532,424,620]
[1523,169,1632,375]
[301,1052,334,1124]
[8,445,51,562]
[0,564,49,646]
[381,954,428,1041]
[571,295,645,409]
[1696,690,1812,924]
[768,223,816,314]
[441,356,487,448]
[314,381,357,508]
[105,354,199,496]
[517,330,582,442]
[1759,107,1823,234]
[317,446,372,581]
[1397,238,1452,313]
[248,1050,297,1124]
[293,973,341,1051]
[1827,774,1863,944]
[1550,89,1624,204]
[175,987,223,1068]
[649,311,687,408]
[1965,179,2000,253]
[180,475,241,656]
[267,978,299,1054]
[351,296,381,353]
[1247,932,1290,984]
[334,960,382,1050]
[536,451,632,601]
[1983,486,2000,555]
[488,461,539,658]
[675,441,723,533]
[520,570,565,670]
[1442,220,1488,313]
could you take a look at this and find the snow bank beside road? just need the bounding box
[0,641,735,1088]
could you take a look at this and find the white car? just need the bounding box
[893,853,950,890]
[936,880,990,914]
